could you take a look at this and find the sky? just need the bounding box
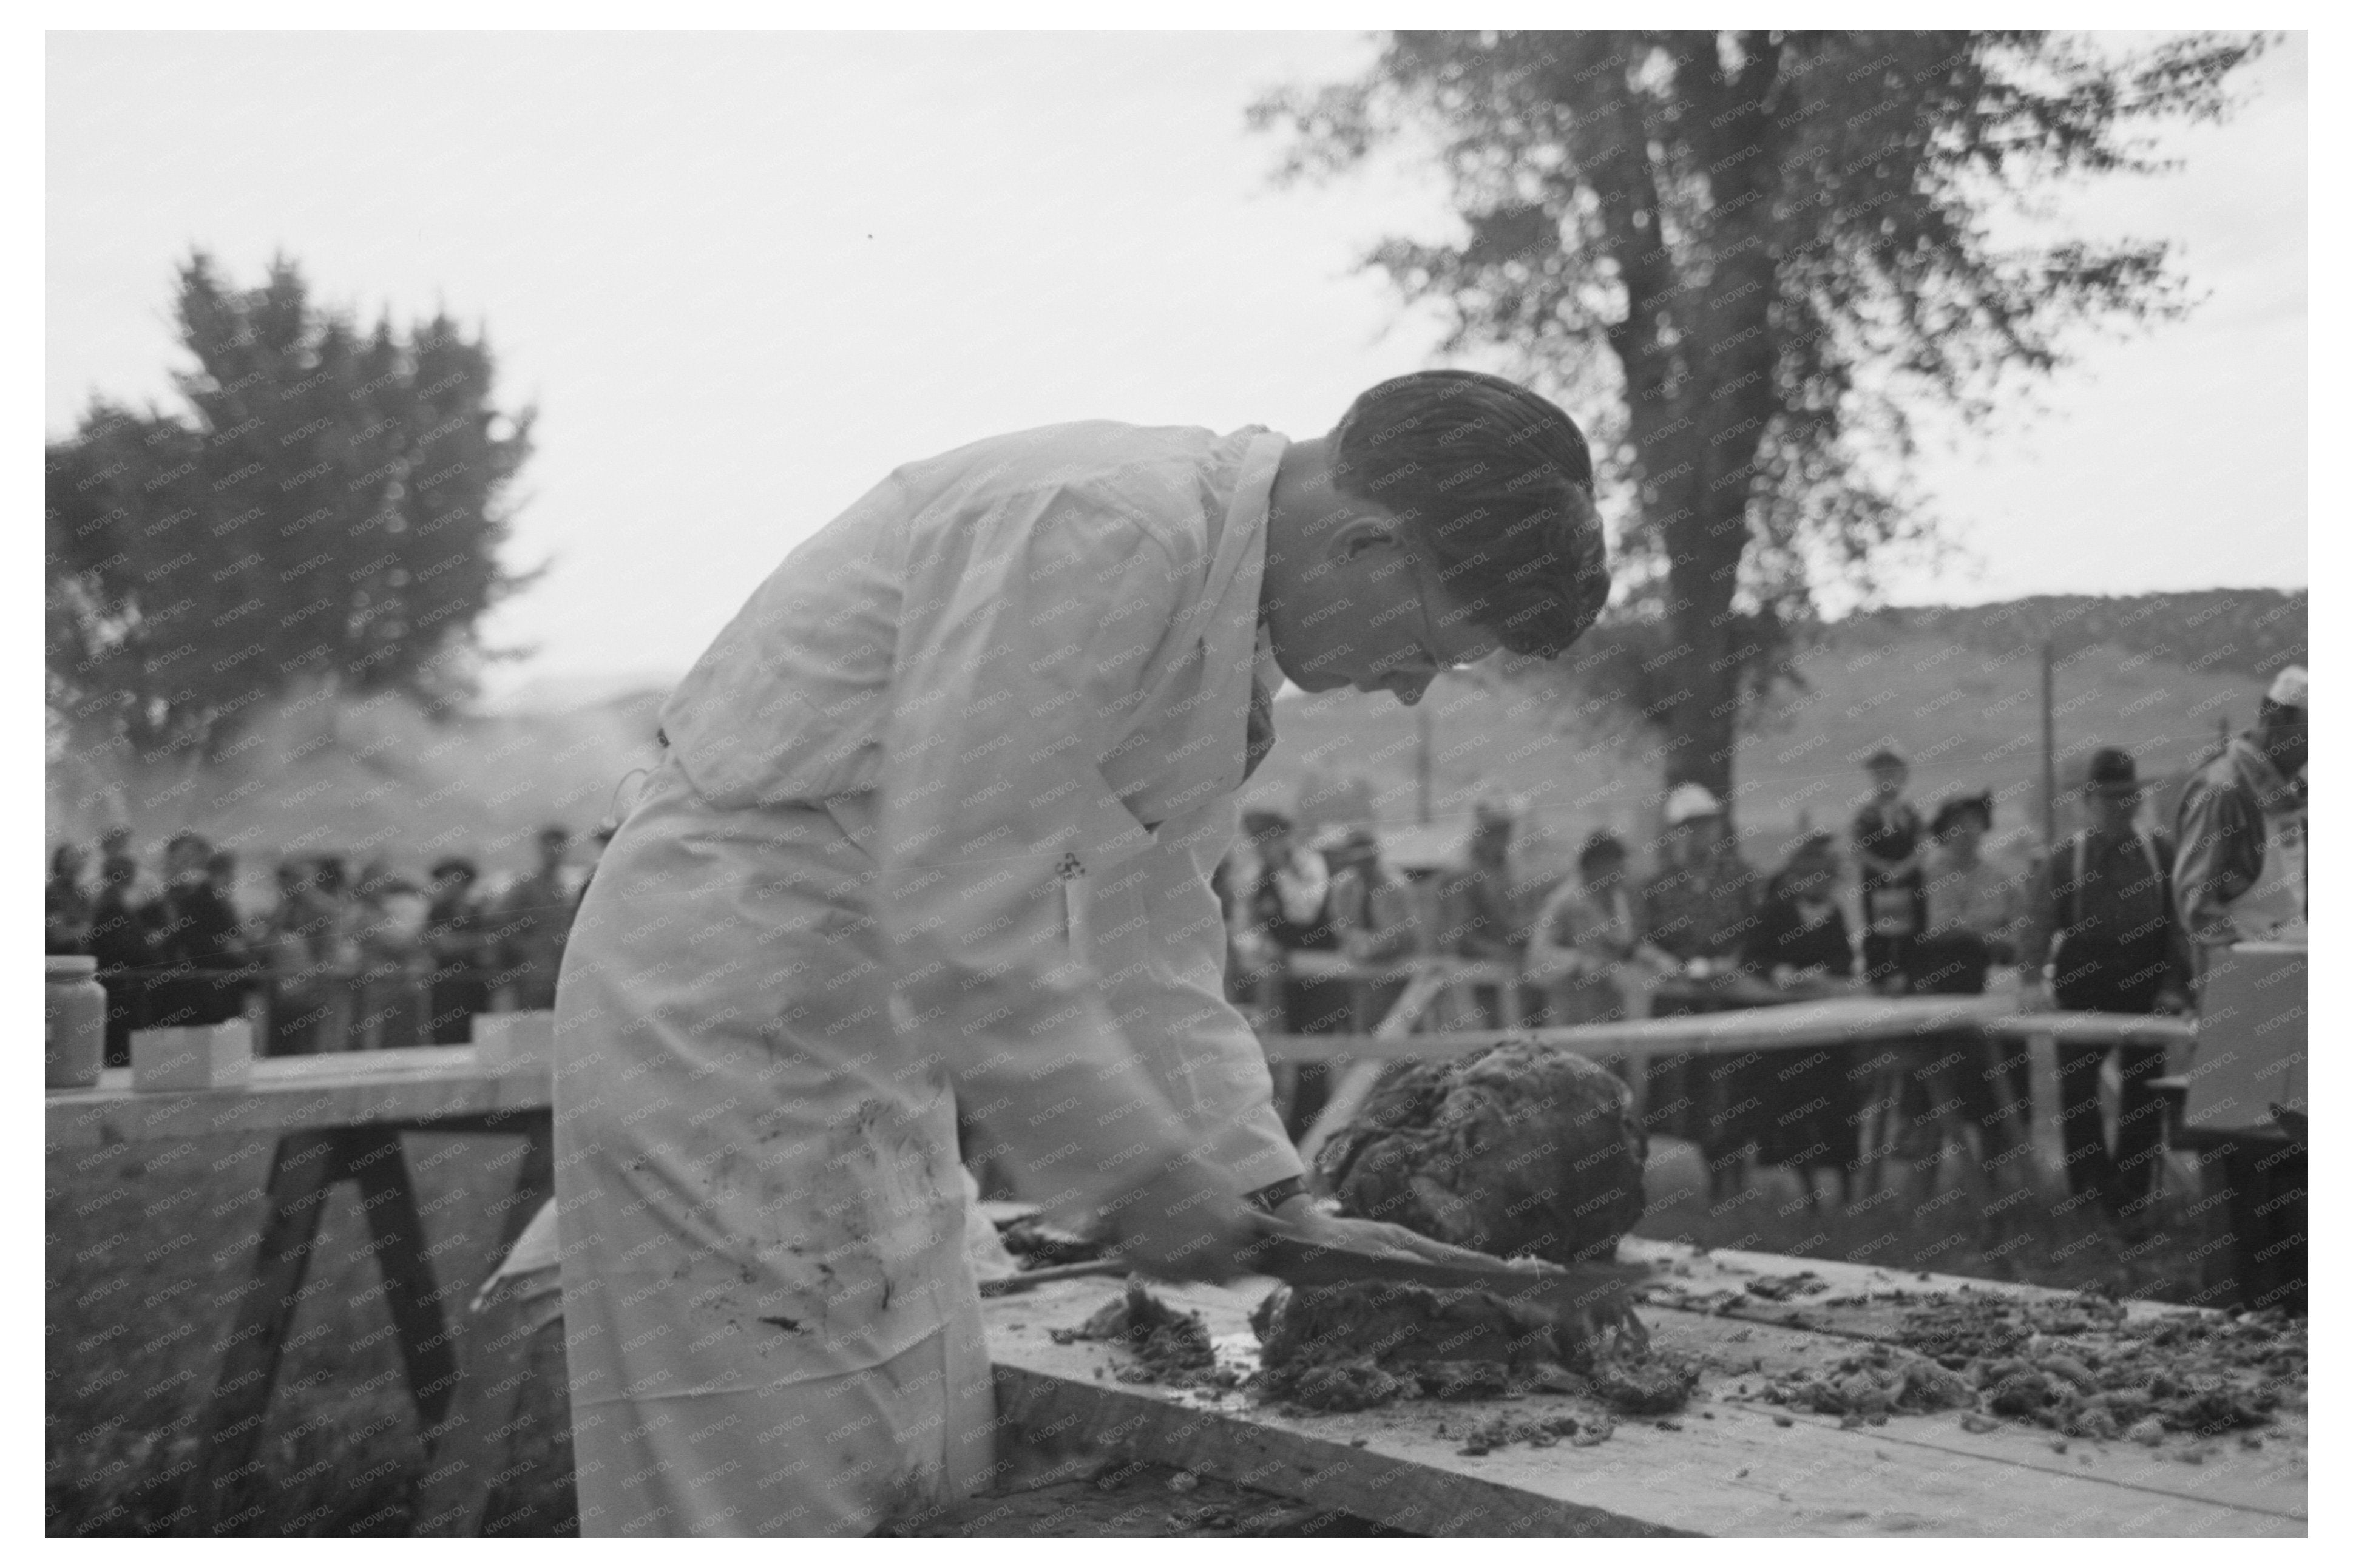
[45,30,2307,706]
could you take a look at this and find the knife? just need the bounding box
[1235,1227,1653,1321]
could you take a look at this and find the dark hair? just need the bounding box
[1330,370,1608,660]
[1864,748,1907,772]
[50,843,84,877]
[166,830,211,859]
[1930,792,1994,840]
[430,857,480,883]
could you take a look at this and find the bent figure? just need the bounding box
[552,374,1610,1536]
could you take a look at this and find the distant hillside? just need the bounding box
[47,588,2302,899]
[1247,589,2298,883]
[1852,590,2305,686]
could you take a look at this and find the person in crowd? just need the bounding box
[1852,748,1928,989]
[1640,783,1762,1194]
[424,857,495,1046]
[1736,832,1863,1202]
[206,847,243,915]
[1324,824,1421,1030]
[2047,746,2192,1229]
[1526,830,1669,1026]
[89,847,155,1066]
[1641,785,1760,970]
[1211,847,1275,1018]
[1746,832,1859,993]
[2175,665,2307,950]
[1435,802,1525,1027]
[47,843,93,955]
[146,830,255,1029]
[352,861,431,1049]
[1247,810,1348,1137]
[1897,791,2036,1203]
[496,824,577,1011]
[262,860,327,1055]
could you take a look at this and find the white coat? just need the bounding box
[551,422,1304,1535]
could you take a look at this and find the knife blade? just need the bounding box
[1235,1228,1652,1320]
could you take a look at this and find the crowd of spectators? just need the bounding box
[45,822,604,1066]
[50,735,2210,1236]
[1217,741,2197,1232]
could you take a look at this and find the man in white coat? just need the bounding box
[551,370,1610,1535]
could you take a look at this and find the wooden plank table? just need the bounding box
[1258,995,2195,1064]
[981,1240,2304,1537]
[46,1046,552,1526]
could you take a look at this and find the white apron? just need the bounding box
[551,424,1303,1536]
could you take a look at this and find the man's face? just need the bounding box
[538,833,569,870]
[1270,512,1501,706]
[1665,817,1716,866]
[2263,705,2308,777]
[166,842,206,882]
[1869,765,1906,802]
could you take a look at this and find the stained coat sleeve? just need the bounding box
[872,484,1208,1218]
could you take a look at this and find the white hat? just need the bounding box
[2266,664,2307,711]
[1662,782,1724,825]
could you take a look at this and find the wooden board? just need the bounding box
[981,1246,2305,1538]
[44,1046,550,1151]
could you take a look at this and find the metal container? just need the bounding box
[45,955,106,1089]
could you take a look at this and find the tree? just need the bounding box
[46,253,535,763]
[1251,30,2266,808]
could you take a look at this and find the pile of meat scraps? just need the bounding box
[1051,1279,1236,1390]
[1750,1288,2305,1443]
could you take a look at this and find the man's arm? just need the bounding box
[2173,771,2263,947]
[1109,806,1304,1197]
[2152,832,2195,998]
[1521,879,1577,984]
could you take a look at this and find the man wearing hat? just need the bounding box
[2044,745,2192,1226]
[2175,665,2308,948]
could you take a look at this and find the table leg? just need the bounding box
[189,1130,343,1519]
[350,1129,460,1431]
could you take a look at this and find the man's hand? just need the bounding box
[1100,1154,1260,1284]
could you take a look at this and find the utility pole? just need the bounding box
[1416,704,1434,825]
[2040,640,2059,856]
